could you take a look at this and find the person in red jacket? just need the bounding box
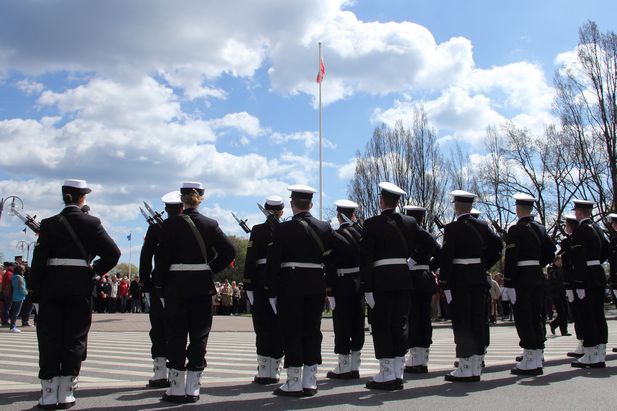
[118,276,130,313]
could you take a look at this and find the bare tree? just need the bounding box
[348,107,449,232]
[554,20,617,216]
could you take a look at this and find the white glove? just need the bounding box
[269,297,278,314]
[327,296,336,311]
[364,292,375,309]
[507,288,517,305]
[160,298,165,308]
[613,289,617,299]
[576,289,585,300]
[33,303,39,314]
[444,290,452,304]
[566,290,574,303]
[246,290,254,305]
[407,258,417,270]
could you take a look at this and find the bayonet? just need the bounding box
[143,201,165,226]
[10,206,41,234]
[139,206,155,226]
[340,212,364,232]
[231,212,251,234]
[257,202,280,226]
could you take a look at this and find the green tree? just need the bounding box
[213,235,249,284]
[113,262,139,279]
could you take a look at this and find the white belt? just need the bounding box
[452,258,481,265]
[586,260,601,266]
[373,258,408,268]
[337,267,360,276]
[256,258,267,265]
[280,262,324,269]
[517,260,540,267]
[169,263,211,271]
[410,265,430,271]
[47,258,89,267]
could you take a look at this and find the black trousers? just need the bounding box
[371,290,410,359]
[451,286,488,358]
[165,296,212,371]
[408,290,433,348]
[571,298,583,340]
[149,289,167,359]
[278,294,324,368]
[37,295,92,379]
[550,293,569,334]
[580,286,608,347]
[332,292,365,354]
[513,286,546,349]
[252,290,283,358]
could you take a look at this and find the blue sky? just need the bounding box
[0,0,615,264]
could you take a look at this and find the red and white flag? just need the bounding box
[316,57,325,83]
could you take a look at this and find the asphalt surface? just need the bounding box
[1,312,617,410]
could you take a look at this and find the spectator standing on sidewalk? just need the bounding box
[118,276,129,313]
[130,276,142,313]
[108,275,119,313]
[9,265,28,333]
[1,262,15,326]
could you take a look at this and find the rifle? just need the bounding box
[433,215,446,232]
[143,201,165,226]
[10,206,41,234]
[139,206,156,226]
[490,219,508,242]
[231,212,251,234]
[0,198,4,223]
[340,212,364,232]
[257,203,280,227]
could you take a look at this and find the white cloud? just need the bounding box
[270,131,336,150]
[337,158,357,179]
[15,79,43,95]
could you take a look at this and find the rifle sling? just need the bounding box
[181,215,209,264]
[57,215,93,269]
[299,219,324,255]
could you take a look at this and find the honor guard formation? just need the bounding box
[5,178,616,408]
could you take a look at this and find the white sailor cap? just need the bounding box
[607,213,617,222]
[563,213,578,224]
[161,191,182,205]
[288,184,316,199]
[379,182,406,199]
[513,193,537,206]
[62,179,91,194]
[403,205,426,212]
[451,190,475,203]
[572,199,594,210]
[470,208,481,217]
[403,205,426,220]
[334,199,358,212]
[265,195,284,211]
[180,182,204,196]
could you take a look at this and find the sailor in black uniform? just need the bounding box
[326,200,365,380]
[361,182,436,390]
[505,193,556,376]
[402,205,440,374]
[152,182,236,403]
[30,179,121,409]
[440,190,503,382]
[607,213,617,353]
[266,185,346,397]
[244,196,285,385]
[569,199,610,368]
[140,190,183,388]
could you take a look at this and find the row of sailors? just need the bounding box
[28,179,616,408]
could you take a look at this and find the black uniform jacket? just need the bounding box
[360,208,435,293]
[140,222,162,293]
[570,219,610,288]
[439,213,503,290]
[266,211,347,298]
[503,216,556,288]
[243,220,275,292]
[559,236,576,290]
[409,230,441,293]
[152,208,236,298]
[326,222,363,297]
[30,205,121,302]
[608,233,617,288]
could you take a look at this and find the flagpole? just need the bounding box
[128,233,132,280]
[318,41,323,220]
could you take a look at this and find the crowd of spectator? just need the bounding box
[1,259,36,333]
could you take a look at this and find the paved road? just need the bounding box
[1,315,617,410]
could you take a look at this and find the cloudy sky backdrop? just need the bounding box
[0,0,615,264]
